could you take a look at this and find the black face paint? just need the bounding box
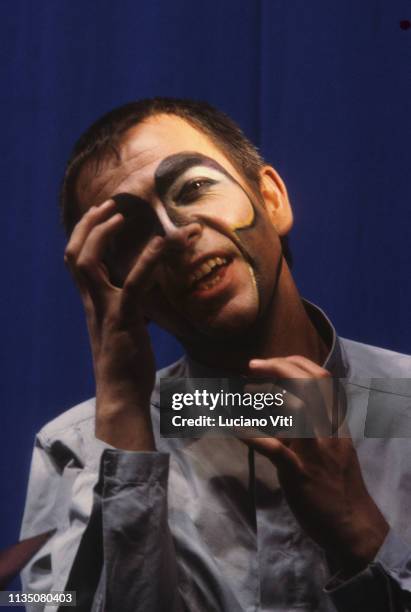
[104,193,165,286]
[104,152,283,328]
[155,153,241,200]
[112,192,165,238]
[154,152,282,316]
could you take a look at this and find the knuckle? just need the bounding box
[76,255,94,271]
[146,241,159,256]
[83,297,95,317]
[122,279,137,296]
[64,247,75,263]
[145,239,163,260]
[87,224,101,240]
[319,369,331,378]
[105,311,120,330]
[89,221,110,241]
[138,248,152,266]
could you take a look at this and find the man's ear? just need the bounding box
[259,166,293,236]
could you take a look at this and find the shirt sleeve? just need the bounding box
[71,449,183,612]
[325,529,411,611]
[21,432,183,612]
[20,432,109,611]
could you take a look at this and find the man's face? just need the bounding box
[76,114,285,340]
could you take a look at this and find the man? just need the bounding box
[21,98,411,611]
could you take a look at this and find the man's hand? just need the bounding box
[246,355,389,575]
[64,199,164,451]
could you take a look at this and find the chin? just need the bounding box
[191,295,260,339]
[145,281,261,344]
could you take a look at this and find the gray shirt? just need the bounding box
[20,305,411,611]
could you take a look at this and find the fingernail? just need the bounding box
[249,359,264,368]
[152,236,165,249]
[99,199,114,209]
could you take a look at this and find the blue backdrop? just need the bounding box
[1,0,410,565]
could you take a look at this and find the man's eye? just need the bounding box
[176,178,216,204]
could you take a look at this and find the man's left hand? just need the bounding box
[246,355,388,575]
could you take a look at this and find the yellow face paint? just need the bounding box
[106,152,283,331]
[154,153,282,319]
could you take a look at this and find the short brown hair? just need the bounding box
[60,97,292,264]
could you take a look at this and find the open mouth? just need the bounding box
[188,256,231,292]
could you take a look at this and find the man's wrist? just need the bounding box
[96,402,155,451]
[327,507,389,577]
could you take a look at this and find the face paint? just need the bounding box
[155,152,254,229]
[103,193,165,286]
[103,149,282,336]
[154,152,282,316]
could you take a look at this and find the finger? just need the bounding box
[64,199,116,264]
[243,437,303,475]
[72,213,125,293]
[285,356,349,434]
[249,357,308,379]
[284,355,331,378]
[242,380,307,430]
[242,380,283,398]
[242,382,318,439]
[284,356,348,435]
[121,236,166,308]
[248,358,333,437]
[247,358,312,430]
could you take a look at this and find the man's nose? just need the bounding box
[155,205,202,251]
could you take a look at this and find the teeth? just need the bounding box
[201,263,212,276]
[189,257,227,285]
[199,272,223,290]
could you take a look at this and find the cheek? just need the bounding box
[235,208,283,308]
[202,197,254,229]
[171,189,254,230]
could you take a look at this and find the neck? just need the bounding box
[185,262,329,374]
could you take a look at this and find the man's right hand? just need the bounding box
[64,199,164,451]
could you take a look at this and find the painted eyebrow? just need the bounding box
[154,152,237,201]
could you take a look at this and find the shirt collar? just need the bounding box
[302,299,348,378]
[187,299,348,379]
